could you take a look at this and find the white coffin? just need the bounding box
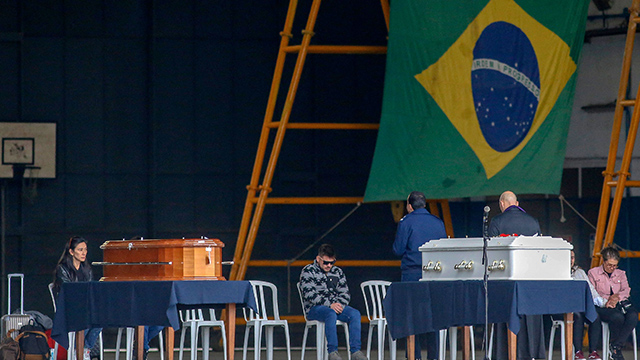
[419,236,572,281]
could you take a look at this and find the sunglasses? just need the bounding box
[320,259,336,265]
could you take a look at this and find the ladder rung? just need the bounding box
[606,180,640,187]
[283,45,387,54]
[619,99,636,107]
[250,196,363,204]
[267,122,379,130]
[247,260,401,267]
[618,250,640,258]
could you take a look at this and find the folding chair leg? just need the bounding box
[387,325,397,360]
[449,327,457,360]
[301,326,310,360]
[341,323,351,360]
[254,324,262,360]
[317,324,325,360]
[115,329,124,360]
[202,327,211,360]
[221,326,228,360]
[179,325,188,360]
[68,332,76,360]
[266,327,274,360]
[284,324,292,360]
[126,328,134,360]
[377,324,385,360]
[159,331,165,360]
[438,329,447,360]
[190,325,198,360]
[366,326,374,360]
[243,325,252,360]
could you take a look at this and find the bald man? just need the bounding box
[488,190,540,237]
[488,191,544,360]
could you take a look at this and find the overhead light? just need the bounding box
[593,0,613,11]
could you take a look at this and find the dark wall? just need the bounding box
[0,0,391,317]
[1,1,639,327]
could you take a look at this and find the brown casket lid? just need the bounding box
[100,238,224,250]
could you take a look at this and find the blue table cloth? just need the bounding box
[383,280,597,340]
[51,280,257,349]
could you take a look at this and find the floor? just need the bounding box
[97,346,639,360]
[65,327,639,360]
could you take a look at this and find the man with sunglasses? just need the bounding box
[393,191,447,360]
[299,244,368,360]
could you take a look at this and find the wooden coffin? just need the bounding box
[98,238,225,281]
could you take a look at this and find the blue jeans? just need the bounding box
[307,305,361,354]
[145,326,164,351]
[84,328,102,349]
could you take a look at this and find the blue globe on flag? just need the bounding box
[471,21,540,152]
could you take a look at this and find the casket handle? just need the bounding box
[422,261,442,272]
[454,260,474,270]
[488,260,506,271]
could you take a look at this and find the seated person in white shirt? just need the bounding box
[570,250,604,360]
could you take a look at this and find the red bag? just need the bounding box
[43,330,65,360]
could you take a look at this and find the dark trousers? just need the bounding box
[493,315,546,360]
[402,271,438,359]
[596,306,638,348]
[573,312,601,352]
[551,313,601,353]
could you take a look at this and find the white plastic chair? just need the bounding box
[114,327,164,360]
[178,309,227,360]
[547,319,566,360]
[438,327,475,360]
[48,283,103,360]
[114,328,135,360]
[296,282,351,360]
[360,281,396,360]
[242,280,291,360]
[602,322,637,360]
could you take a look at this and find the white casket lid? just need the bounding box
[419,235,573,252]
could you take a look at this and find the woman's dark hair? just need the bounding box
[54,236,92,280]
[601,246,621,262]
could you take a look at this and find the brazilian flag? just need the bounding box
[364,0,590,201]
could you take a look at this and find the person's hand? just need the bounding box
[330,303,343,314]
[606,294,619,308]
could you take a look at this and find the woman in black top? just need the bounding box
[53,236,102,360]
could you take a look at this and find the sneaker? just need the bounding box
[589,351,602,360]
[575,351,586,360]
[609,345,624,360]
[351,351,368,360]
[89,343,100,360]
[329,351,343,360]
[83,349,91,360]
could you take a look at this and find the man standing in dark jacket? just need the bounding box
[488,190,540,237]
[393,191,447,360]
[489,191,544,360]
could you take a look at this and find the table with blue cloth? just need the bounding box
[383,280,597,360]
[51,280,257,360]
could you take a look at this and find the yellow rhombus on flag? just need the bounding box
[414,0,576,179]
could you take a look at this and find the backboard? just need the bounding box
[0,122,56,178]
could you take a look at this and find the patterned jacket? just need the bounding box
[299,260,351,315]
